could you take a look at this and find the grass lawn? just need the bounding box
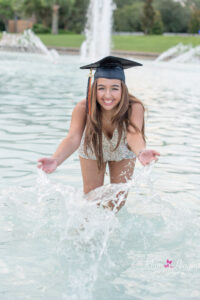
[38,34,85,49]
[112,35,200,53]
[38,34,200,53]
[0,32,199,53]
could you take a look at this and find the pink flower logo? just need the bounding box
[164,259,174,268]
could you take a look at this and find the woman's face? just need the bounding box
[96,78,122,112]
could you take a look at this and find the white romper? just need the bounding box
[78,127,136,162]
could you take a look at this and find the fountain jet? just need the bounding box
[0,30,59,61]
[80,0,115,61]
[156,43,200,63]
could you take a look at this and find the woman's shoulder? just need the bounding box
[76,99,86,108]
[70,99,87,123]
[128,97,145,122]
[128,93,144,109]
[131,101,144,111]
[73,99,86,113]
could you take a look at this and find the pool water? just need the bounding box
[0,52,200,300]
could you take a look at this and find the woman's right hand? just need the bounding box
[37,158,58,173]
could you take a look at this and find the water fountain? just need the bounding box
[0,29,59,61]
[80,0,115,61]
[1,5,200,298]
[156,43,200,63]
[170,45,200,63]
[1,37,200,300]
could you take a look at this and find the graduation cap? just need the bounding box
[80,56,142,115]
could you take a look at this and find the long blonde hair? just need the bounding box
[84,79,145,170]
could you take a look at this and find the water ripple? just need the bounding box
[0,52,200,299]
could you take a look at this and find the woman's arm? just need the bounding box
[38,100,86,172]
[52,100,86,165]
[126,103,160,165]
[126,103,145,155]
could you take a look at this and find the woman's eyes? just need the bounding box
[98,88,119,91]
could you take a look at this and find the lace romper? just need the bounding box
[78,127,136,162]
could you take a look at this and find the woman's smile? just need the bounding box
[97,78,122,110]
[103,99,114,105]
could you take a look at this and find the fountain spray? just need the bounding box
[80,0,115,61]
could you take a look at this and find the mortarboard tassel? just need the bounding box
[86,68,93,115]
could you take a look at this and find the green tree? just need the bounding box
[188,9,200,33]
[152,9,163,35]
[47,0,75,34]
[154,0,190,33]
[22,0,51,26]
[0,0,14,30]
[59,0,74,30]
[22,0,73,34]
[0,0,87,34]
[12,0,24,17]
[114,2,143,32]
[141,0,155,34]
[68,0,89,33]
[186,0,200,9]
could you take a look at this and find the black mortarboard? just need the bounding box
[80,56,142,82]
[80,56,142,114]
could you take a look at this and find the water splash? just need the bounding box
[0,170,120,299]
[1,167,200,299]
[80,0,115,61]
[155,43,191,62]
[156,43,200,63]
[0,30,59,62]
[171,45,200,63]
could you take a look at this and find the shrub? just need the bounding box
[0,21,5,31]
[58,29,74,34]
[32,24,50,34]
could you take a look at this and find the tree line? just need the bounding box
[114,0,200,34]
[0,0,200,34]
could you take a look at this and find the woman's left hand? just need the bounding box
[138,149,160,166]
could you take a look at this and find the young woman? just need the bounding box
[38,56,160,210]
